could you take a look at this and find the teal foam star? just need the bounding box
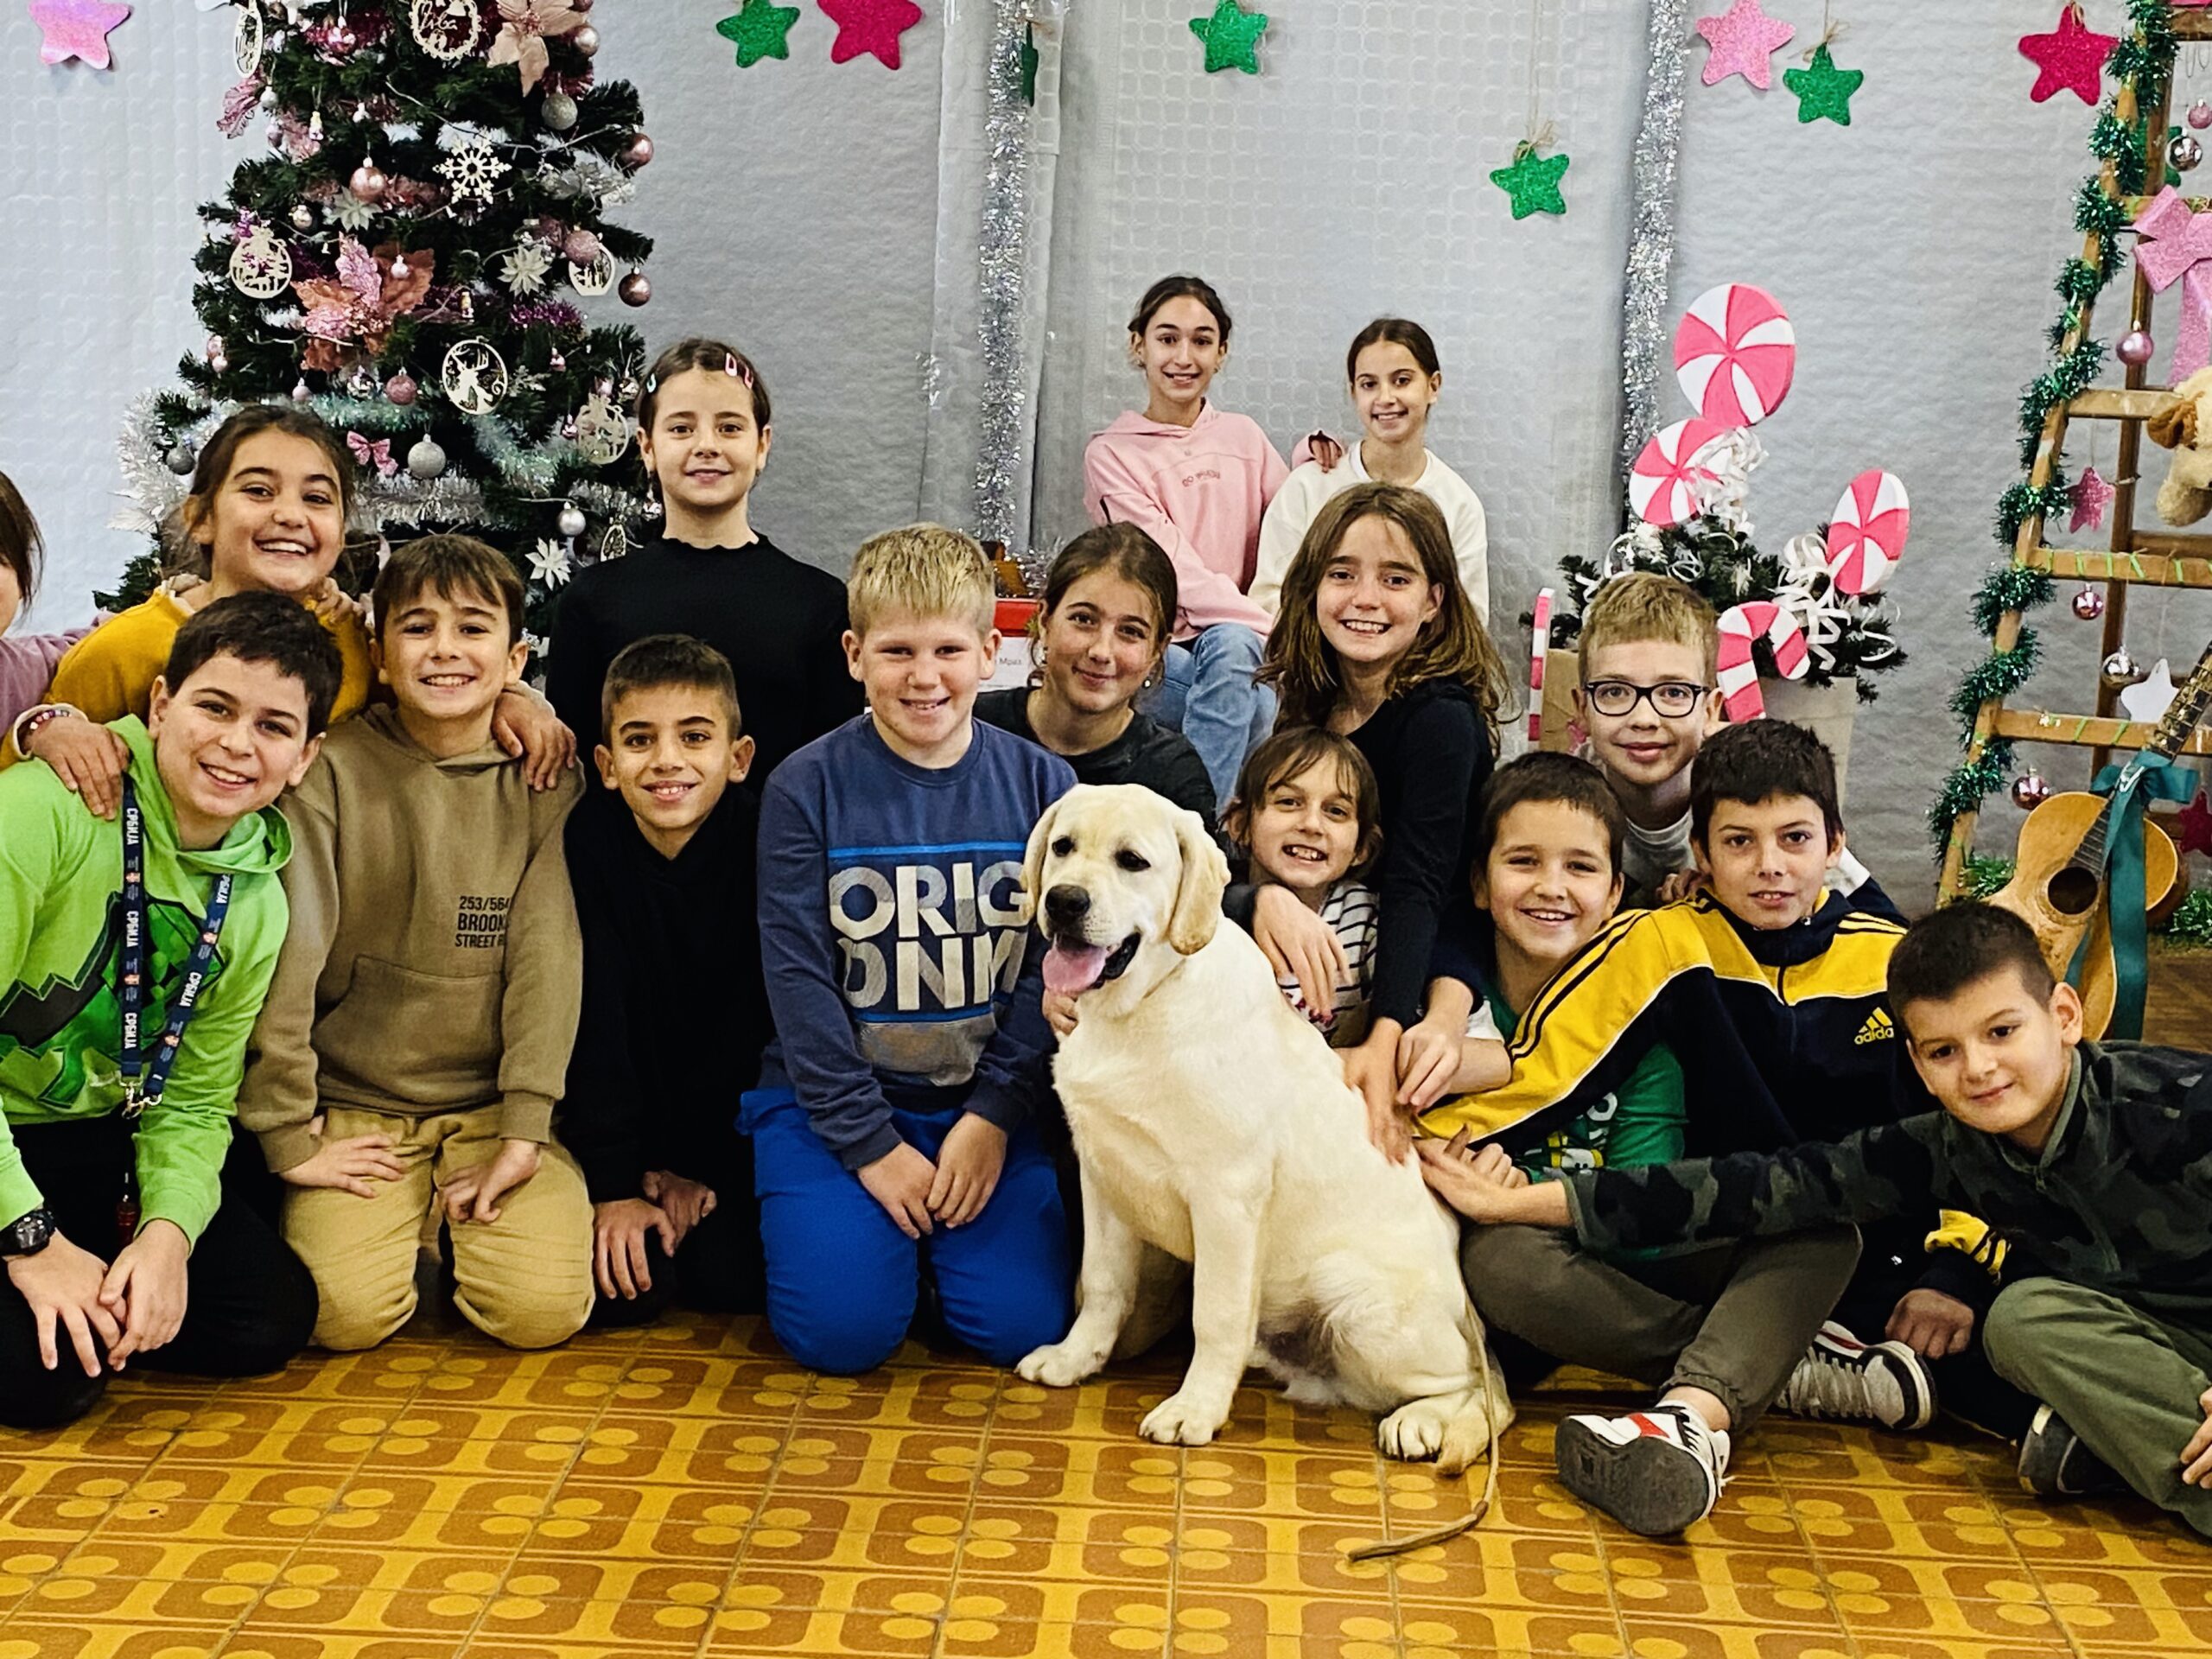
[1490,143,1570,219]
[1188,0,1268,74]
[715,0,800,67]
[1020,22,1039,105]
[1783,43,1864,126]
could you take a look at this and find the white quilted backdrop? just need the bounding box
[6,0,2210,896]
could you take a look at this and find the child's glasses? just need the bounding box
[1584,680,1707,719]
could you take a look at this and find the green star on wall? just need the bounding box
[1490,143,1570,219]
[716,0,800,67]
[1020,22,1039,105]
[1188,0,1268,74]
[1783,43,1864,125]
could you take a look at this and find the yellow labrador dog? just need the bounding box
[1016,784,1510,1471]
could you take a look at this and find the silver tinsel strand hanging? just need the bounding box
[1618,0,1688,493]
[976,0,1032,566]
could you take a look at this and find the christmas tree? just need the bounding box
[111,0,658,649]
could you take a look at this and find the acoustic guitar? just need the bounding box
[1990,641,2212,1039]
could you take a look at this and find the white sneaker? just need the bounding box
[1554,1403,1730,1536]
[1775,1319,1937,1430]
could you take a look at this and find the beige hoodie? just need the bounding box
[241,705,583,1172]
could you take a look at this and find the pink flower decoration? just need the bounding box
[489,0,584,94]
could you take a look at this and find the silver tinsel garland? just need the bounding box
[1618,0,1689,491]
[976,0,1032,566]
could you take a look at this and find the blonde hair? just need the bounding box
[1579,573,1717,682]
[848,524,997,639]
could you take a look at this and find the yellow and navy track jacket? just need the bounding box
[1419,892,2003,1304]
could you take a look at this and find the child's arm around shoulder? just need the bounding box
[493,767,587,1146]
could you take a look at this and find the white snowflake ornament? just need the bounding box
[528,539,573,588]
[436,131,512,208]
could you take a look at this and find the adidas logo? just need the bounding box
[1854,1009,1896,1046]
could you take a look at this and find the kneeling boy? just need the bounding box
[747,524,1074,1374]
[241,536,592,1351]
[567,634,770,1323]
[1430,903,2212,1539]
[0,594,334,1425]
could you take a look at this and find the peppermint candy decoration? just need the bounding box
[1630,417,1731,528]
[1674,283,1796,427]
[1714,600,1809,723]
[1528,588,1554,744]
[1824,469,1910,595]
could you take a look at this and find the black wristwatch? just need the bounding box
[1,1206,56,1258]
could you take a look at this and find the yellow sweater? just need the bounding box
[4,589,374,764]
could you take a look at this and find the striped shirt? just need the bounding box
[1274,880,1379,1048]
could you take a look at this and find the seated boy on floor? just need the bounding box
[239,535,592,1352]
[1573,573,1888,912]
[746,524,1075,1376]
[0,594,334,1427]
[566,633,771,1325]
[1426,751,1859,1535]
[1427,902,2212,1540]
[1421,721,2020,1449]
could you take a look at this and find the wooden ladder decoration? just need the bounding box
[1940,9,2212,899]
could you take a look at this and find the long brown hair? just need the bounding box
[1027,523,1179,686]
[1258,481,1507,737]
[0,471,41,609]
[170,404,356,574]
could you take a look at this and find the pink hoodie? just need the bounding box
[1083,402,1289,639]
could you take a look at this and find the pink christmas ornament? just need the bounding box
[820,0,924,68]
[2133,186,2212,381]
[2119,327,2157,366]
[1528,588,1554,745]
[1825,470,1910,595]
[1630,417,1730,529]
[2018,5,2117,106]
[1714,601,1810,723]
[29,0,132,67]
[1673,283,1796,427]
[2069,465,2115,531]
[1694,0,1795,91]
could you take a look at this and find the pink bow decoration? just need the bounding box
[346,431,397,477]
[2133,187,2212,380]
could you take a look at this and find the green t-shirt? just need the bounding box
[1477,983,1687,1180]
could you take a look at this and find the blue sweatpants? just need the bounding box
[740,1088,1074,1375]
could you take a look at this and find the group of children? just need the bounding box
[0,278,2206,1552]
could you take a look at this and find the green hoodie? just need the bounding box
[0,717,293,1245]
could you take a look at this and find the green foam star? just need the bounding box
[1783,43,1864,126]
[715,0,800,67]
[1490,143,1570,219]
[1188,0,1268,74]
[1020,22,1039,105]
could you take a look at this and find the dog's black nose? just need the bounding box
[1044,884,1090,929]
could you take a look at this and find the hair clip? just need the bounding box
[643,371,658,396]
[724,353,741,378]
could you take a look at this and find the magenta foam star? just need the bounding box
[2019,5,2116,106]
[1695,0,1795,90]
[29,0,132,67]
[2178,790,2212,859]
[819,0,922,67]
[2069,464,2115,531]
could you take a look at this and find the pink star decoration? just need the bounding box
[820,0,923,68]
[1695,0,1795,90]
[2069,465,2116,531]
[29,0,132,68]
[488,0,583,94]
[2018,4,2116,107]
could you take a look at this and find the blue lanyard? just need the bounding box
[118,776,232,1117]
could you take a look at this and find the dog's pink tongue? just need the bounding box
[1043,943,1110,995]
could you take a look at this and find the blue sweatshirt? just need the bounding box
[757,715,1074,1170]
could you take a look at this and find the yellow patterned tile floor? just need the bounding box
[1,1314,2207,1659]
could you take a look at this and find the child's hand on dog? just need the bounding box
[2183,1386,2212,1487]
[1415,1130,1531,1221]
[860,1142,939,1237]
[1344,1031,1412,1163]
[930,1113,1007,1228]
[1043,990,1080,1038]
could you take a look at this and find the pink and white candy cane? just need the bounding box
[1528,588,1554,743]
[1673,283,1797,427]
[1714,601,1809,723]
[1825,469,1910,594]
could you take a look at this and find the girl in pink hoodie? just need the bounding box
[1082,276,1289,804]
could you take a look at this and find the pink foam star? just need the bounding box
[2018,5,2116,106]
[29,0,132,68]
[820,0,923,67]
[1695,0,1795,90]
[2069,465,2115,531]
[2179,791,2212,859]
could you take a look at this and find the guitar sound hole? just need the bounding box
[2048,867,2101,918]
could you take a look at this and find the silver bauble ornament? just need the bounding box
[541,91,578,131]
[2012,770,2052,810]
[571,22,600,55]
[289,203,315,231]
[165,443,198,476]
[385,372,418,406]
[390,256,410,279]
[2073,587,2107,621]
[2173,134,2204,173]
[406,438,448,480]
[618,270,652,307]
[2119,328,2157,367]
[2103,648,2147,687]
[290,379,312,403]
[556,502,588,538]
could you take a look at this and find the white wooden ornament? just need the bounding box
[409,0,483,61]
[232,3,264,77]
[568,250,614,296]
[228,226,293,299]
[441,339,509,415]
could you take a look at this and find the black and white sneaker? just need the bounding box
[2017,1403,2126,1498]
[1775,1319,1937,1431]
[1554,1403,1730,1536]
